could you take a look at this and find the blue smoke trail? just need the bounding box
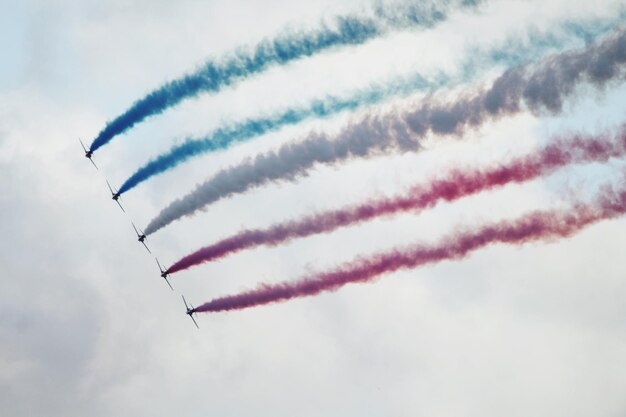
[89,1,476,153]
[118,13,624,194]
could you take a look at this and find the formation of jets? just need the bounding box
[81,140,199,328]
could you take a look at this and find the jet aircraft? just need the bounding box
[182,295,199,328]
[155,258,174,291]
[106,180,125,212]
[79,139,97,169]
[132,222,151,253]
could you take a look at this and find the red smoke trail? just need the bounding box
[193,182,626,313]
[168,128,626,274]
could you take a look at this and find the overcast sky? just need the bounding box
[1,0,626,416]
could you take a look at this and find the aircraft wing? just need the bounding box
[164,276,174,291]
[141,241,152,254]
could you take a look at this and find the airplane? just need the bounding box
[132,222,151,253]
[79,139,98,169]
[106,180,125,212]
[182,295,199,329]
[155,258,174,291]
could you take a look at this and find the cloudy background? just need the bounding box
[1,0,626,415]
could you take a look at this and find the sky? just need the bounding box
[1,0,626,416]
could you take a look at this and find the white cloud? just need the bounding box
[1,0,625,416]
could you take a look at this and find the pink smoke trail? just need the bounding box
[168,128,626,274]
[192,181,626,313]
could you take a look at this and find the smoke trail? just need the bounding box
[88,0,474,152]
[118,14,623,194]
[144,28,626,235]
[193,182,626,312]
[166,128,626,273]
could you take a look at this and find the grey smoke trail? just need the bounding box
[144,28,626,235]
